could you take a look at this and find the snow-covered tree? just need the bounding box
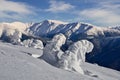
[22,39,44,49]
[41,33,94,74]
[41,33,66,65]
[58,40,94,74]
[10,29,22,44]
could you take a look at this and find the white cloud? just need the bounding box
[0,0,35,20]
[46,0,75,13]
[75,1,120,26]
[80,9,120,24]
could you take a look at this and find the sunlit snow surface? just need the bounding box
[0,41,120,80]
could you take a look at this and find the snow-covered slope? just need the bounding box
[0,41,120,80]
[26,20,67,37]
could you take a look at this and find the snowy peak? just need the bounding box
[27,20,120,41]
[27,20,67,37]
[28,21,95,37]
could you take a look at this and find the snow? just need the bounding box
[27,20,67,37]
[41,33,66,65]
[47,20,67,24]
[0,20,120,79]
[58,40,94,74]
[40,34,93,74]
[31,54,41,58]
[0,22,30,43]
[0,41,120,80]
[10,31,22,44]
[27,20,120,39]
[22,39,44,49]
[1,20,120,41]
[0,22,29,32]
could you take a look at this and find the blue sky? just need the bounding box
[0,0,120,26]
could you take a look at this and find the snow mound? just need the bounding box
[41,33,66,65]
[58,40,94,74]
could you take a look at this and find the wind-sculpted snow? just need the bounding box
[22,39,44,49]
[41,33,66,65]
[58,40,94,74]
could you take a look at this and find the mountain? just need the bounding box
[1,20,120,40]
[0,20,120,72]
[0,20,120,80]
[87,36,120,71]
[27,20,120,40]
[25,20,120,71]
